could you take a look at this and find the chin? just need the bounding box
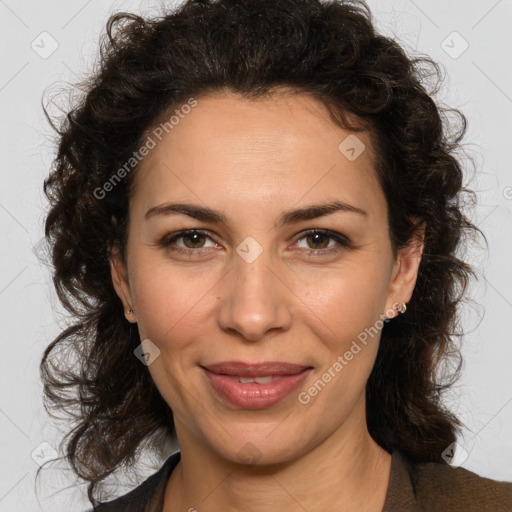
[202,425,309,467]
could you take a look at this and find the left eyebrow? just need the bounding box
[274,200,368,227]
[144,199,367,227]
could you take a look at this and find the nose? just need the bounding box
[216,247,292,342]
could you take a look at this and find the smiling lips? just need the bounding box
[201,361,312,409]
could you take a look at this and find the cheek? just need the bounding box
[130,253,217,343]
[298,259,390,349]
[294,268,387,426]
[129,260,215,417]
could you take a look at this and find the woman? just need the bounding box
[40,0,512,510]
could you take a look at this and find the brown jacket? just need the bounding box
[93,450,512,511]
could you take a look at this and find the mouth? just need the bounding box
[201,361,311,378]
[200,361,313,409]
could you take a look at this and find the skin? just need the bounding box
[110,89,425,512]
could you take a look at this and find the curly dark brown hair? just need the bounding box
[39,0,486,506]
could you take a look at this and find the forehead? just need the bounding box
[131,90,385,224]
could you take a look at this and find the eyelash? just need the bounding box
[158,229,351,258]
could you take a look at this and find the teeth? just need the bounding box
[239,376,280,384]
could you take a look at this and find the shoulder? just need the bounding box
[92,451,181,512]
[402,451,512,511]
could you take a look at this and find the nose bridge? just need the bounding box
[216,241,291,341]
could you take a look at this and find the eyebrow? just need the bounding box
[144,200,367,227]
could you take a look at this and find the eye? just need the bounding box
[294,229,350,256]
[159,229,219,256]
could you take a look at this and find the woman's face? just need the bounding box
[110,90,423,464]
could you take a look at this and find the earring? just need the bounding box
[396,302,407,314]
[126,308,134,315]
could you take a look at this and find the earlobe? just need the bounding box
[108,245,136,322]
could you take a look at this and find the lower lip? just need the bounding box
[202,367,312,409]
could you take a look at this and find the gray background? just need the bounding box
[0,0,511,510]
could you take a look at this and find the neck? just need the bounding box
[163,412,392,512]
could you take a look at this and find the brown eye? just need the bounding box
[295,229,350,255]
[305,232,331,249]
[180,232,207,248]
[160,229,218,254]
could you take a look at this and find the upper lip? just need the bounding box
[202,361,311,377]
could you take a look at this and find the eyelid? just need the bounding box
[294,229,350,245]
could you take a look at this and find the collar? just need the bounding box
[381,450,422,511]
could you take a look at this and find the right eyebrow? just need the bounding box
[144,202,228,224]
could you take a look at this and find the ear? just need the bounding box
[385,219,426,319]
[108,244,137,323]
